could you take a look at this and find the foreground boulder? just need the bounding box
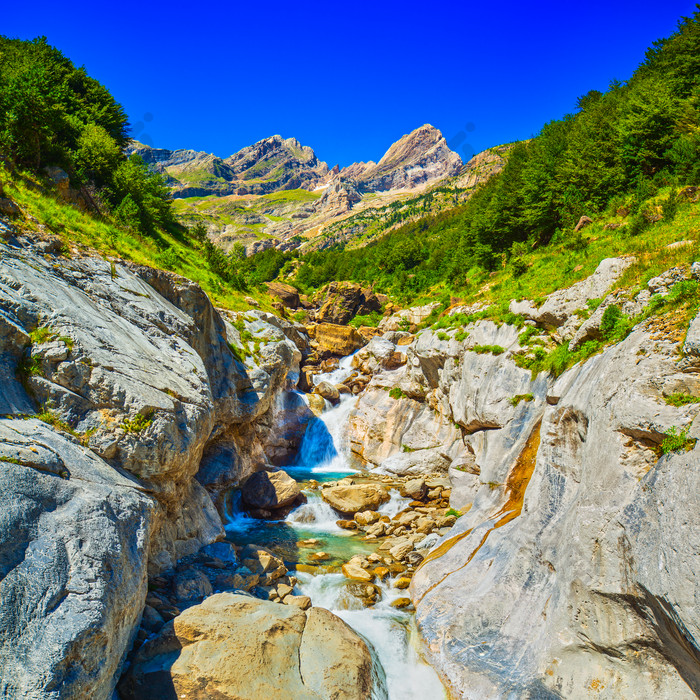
[321,483,390,514]
[119,592,386,700]
[241,469,301,510]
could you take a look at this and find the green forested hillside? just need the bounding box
[262,9,700,300]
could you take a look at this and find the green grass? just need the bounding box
[444,508,462,518]
[665,393,700,407]
[389,387,405,400]
[509,393,534,407]
[471,344,506,355]
[660,425,696,454]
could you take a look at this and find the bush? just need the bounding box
[389,387,405,400]
[660,425,696,454]
[472,344,505,355]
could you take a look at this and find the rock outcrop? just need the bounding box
[0,229,309,697]
[119,592,386,700]
[347,124,462,192]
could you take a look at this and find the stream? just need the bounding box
[224,362,448,699]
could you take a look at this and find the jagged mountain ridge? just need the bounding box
[131,125,475,255]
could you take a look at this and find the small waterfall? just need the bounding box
[296,571,446,700]
[288,394,357,478]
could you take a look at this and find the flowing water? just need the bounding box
[225,370,447,699]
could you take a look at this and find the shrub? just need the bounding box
[660,425,696,454]
[121,412,154,434]
[665,393,700,407]
[389,387,405,400]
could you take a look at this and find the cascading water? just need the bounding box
[225,361,447,699]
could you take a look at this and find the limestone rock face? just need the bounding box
[119,592,386,700]
[0,420,153,699]
[321,483,390,514]
[411,321,700,699]
[0,234,306,698]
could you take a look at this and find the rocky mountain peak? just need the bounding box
[347,124,462,193]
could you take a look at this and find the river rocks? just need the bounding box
[342,562,375,582]
[119,592,384,700]
[315,379,340,403]
[308,322,367,357]
[173,569,213,603]
[355,510,382,526]
[321,483,390,514]
[241,469,301,510]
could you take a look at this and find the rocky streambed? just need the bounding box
[222,393,452,698]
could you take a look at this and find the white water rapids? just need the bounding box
[225,363,447,699]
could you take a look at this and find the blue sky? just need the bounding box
[4,1,698,166]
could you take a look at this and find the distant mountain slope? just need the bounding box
[144,125,475,254]
[127,135,331,197]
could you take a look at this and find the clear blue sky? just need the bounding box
[4,1,698,166]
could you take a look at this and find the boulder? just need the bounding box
[315,281,365,324]
[400,478,428,500]
[241,469,301,510]
[342,563,375,582]
[309,323,367,357]
[119,592,385,700]
[322,483,390,514]
[315,380,340,403]
[173,569,213,604]
[265,281,300,309]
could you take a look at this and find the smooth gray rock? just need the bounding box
[412,324,700,699]
[0,419,153,699]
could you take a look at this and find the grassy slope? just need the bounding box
[1,168,275,313]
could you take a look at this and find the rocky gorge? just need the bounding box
[2,206,700,700]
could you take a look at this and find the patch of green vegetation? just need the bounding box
[389,387,405,400]
[437,331,450,341]
[121,412,154,434]
[509,393,534,407]
[660,425,696,454]
[349,311,382,328]
[472,344,506,355]
[444,508,463,518]
[0,456,21,464]
[228,342,245,363]
[665,393,700,407]
[30,326,55,344]
[401,444,416,453]
[455,329,469,342]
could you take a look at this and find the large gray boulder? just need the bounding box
[0,419,153,699]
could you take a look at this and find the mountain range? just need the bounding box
[128,125,505,255]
